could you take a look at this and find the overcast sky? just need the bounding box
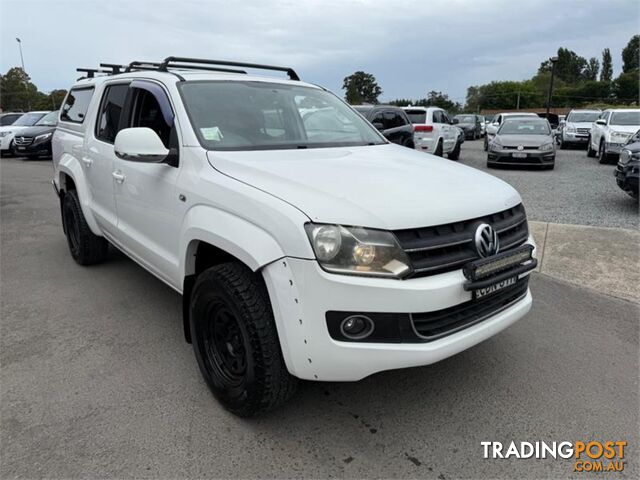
[1,0,638,103]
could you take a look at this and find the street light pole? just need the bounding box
[16,38,25,72]
[546,56,558,117]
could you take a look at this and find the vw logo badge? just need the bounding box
[474,223,499,257]
[517,145,524,151]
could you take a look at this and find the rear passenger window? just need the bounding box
[60,88,94,123]
[96,84,129,143]
[432,111,443,124]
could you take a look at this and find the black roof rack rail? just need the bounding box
[159,56,300,80]
[76,68,112,79]
[125,60,247,75]
[100,63,125,74]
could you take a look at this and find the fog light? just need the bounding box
[340,315,374,340]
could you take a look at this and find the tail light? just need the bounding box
[414,125,433,132]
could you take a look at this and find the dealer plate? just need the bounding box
[473,276,517,299]
[512,152,527,158]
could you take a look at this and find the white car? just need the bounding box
[402,106,462,159]
[52,57,536,416]
[0,111,50,154]
[559,109,601,149]
[484,112,538,151]
[587,109,640,163]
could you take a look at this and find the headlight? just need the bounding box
[34,132,52,142]
[304,223,411,278]
[565,125,575,133]
[0,131,11,137]
[619,149,632,165]
[610,131,631,142]
[539,142,554,151]
[489,140,502,151]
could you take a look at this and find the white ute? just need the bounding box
[52,57,537,416]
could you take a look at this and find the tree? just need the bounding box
[539,48,587,84]
[423,91,461,112]
[342,71,382,104]
[621,35,639,73]
[0,67,40,111]
[614,70,640,104]
[600,48,613,82]
[583,57,599,81]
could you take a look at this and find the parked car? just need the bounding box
[587,109,640,164]
[478,115,488,136]
[0,112,23,126]
[484,112,538,151]
[402,106,462,159]
[559,109,600,149]
[0,111,50,156]
[487,117,556,169]
[453,114,482,140]
[615,129,640,199]
[53,57,536,416]
[12,110,58,159]
[352,105,414,148]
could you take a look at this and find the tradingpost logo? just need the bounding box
[481,441,627,473]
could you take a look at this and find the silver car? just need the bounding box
[559,109,601,149]
[487,117,556,169]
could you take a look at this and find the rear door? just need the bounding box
[382,110,407,145]
[85,82,129,236]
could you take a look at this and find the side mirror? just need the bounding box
[114,127,172,164]
[372,122,385,131]
[595,119,606,126]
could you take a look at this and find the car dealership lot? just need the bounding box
[1,154,638,478]
[458,139,638,229]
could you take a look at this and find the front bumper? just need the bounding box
[605,142,626,156]
[615,160,639,193]
[263,236,536,381]
[12,140,52,157]
[0,135,14,151]
[487,149,555,166]
[562,132,589,143]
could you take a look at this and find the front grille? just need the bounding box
[394,204,529,278]
[577,128,590,134]
[14,136,33,146]
[502,145,540,150]
[411,277,529,340]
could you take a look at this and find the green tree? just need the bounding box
[600,48,613,82]
[342,71,382,104]
[0,67,41,111]
[621,34,639,73]
[539,48,587,84]
[423,91,461,112]
[583,57,599,81]
[613,70,640,104]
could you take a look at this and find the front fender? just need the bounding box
[57,153,101,235]
[179,205,286,278]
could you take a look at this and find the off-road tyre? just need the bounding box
[62,189,108,265]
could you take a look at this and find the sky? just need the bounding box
[1,0,638,104]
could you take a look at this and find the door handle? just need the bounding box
[81,157,93,167]
[112,171,125,183]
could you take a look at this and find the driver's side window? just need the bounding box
[130,89,172,148]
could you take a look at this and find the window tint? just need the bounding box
[61,88,94,123]
[0,114,22,126]
[384,111,406,128]
[96,84,129,143]
[432,111,444,124]
[371,111,385,126]
[405,109,426,124]
[130,89,172,148]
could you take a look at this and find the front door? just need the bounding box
[112,82,183,287]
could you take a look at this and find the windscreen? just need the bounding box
[404,109,427,124]
[455,115,475,123]
[179,81,385,151]
[35,111,58,126]
[610,111,640,126]
[12,113,46,126]
[498,120,551,135]
[566,111,600,123]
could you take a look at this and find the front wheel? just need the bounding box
[483,136,488,151]
[587,137,596,157]
[598,141,609,164]
[190,263,297,417]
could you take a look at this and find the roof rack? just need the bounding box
[159,56,300,80]
[75,56,299,80]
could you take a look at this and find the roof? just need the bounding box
[401,106,443,111]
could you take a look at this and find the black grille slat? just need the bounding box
[412,278,529,339]
[395,204,529,278]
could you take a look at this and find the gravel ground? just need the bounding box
[456,139,639,229]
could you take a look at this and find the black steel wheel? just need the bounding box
[190,263,297,417]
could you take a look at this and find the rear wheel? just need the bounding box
[190,263,297,417]
[448,140,461,160]
[401,137,414,149]
[586,137,596,157]
[62,189,109,265]
[434,139,443,157]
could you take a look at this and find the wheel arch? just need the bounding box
[56,156,101,235]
